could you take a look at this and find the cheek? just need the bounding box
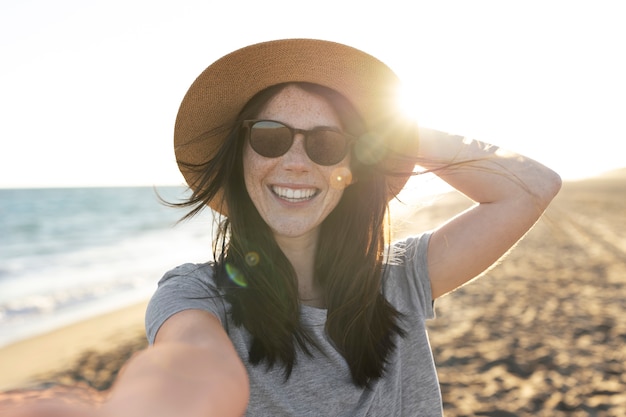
[327,165,353,191]
[321,164,352,210]
[323,152,354,192]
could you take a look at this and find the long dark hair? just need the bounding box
[174,82,405,387]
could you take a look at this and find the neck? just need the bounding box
[274,230,324,308]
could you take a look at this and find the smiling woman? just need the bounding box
[4,38,561,417]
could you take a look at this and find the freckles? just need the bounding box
[243,144,272,180]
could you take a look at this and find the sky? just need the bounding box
[1,0,624,189]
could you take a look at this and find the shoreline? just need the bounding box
[0,300,149,391]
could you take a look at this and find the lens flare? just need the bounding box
[225,263,248,287]
[329,167,353,190]
[245,251,260,266]
[354,133,386,165]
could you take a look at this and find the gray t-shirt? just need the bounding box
[146,233,442,416]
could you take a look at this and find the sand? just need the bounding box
[427,177,626,416]
[0,302,148,391]
[1,175,625,415]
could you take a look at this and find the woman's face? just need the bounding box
[243,85,352,242]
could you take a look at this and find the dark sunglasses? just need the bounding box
[242,120,356,166]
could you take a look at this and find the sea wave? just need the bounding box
[0,186,216,347]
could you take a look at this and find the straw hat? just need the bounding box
[174,38,418,214]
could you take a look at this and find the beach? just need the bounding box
[0,302,148,392]
[1,173,625,415]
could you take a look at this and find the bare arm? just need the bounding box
[417,127,562,299]
[100,310,249,417]
[3,310,248,417]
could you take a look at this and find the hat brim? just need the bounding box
[174,38,417,215]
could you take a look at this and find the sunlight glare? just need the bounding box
[396,81,421,125]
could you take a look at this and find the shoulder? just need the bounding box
[151,261,225,317]
[387,232,432,266]
[158,262,219,289]
[146,261,227,344]
[161,261,216,279]
[383,233,435,317]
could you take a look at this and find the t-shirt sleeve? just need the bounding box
[385,232,435,320]
[145,262,227,345]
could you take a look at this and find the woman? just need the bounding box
[7,39,561,416]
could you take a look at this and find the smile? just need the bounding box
[271,186,319,202]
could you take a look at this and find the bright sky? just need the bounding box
[1,0,624,189]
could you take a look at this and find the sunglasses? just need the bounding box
[242,120,356,166]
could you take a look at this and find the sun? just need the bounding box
[395,81,422,125]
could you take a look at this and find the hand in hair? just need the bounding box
[416,127,562,298]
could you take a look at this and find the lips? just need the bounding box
[271,185,319,202]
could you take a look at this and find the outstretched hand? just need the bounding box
[0,385,105,417]
[3,402,98,417]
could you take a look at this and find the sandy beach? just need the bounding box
[1,173,625,415]
[0,302,148,391]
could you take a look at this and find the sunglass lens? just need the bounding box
[249,121,292,158]
[307,131,348,165]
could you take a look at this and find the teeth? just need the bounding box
[272,186,317,201]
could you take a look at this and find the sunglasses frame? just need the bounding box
[242,119,356,166]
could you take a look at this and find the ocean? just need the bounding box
[0,186,215,348]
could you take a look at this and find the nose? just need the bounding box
[281,134,311,170]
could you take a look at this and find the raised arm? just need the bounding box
[417,127,562,299]
[100,310,249,417]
